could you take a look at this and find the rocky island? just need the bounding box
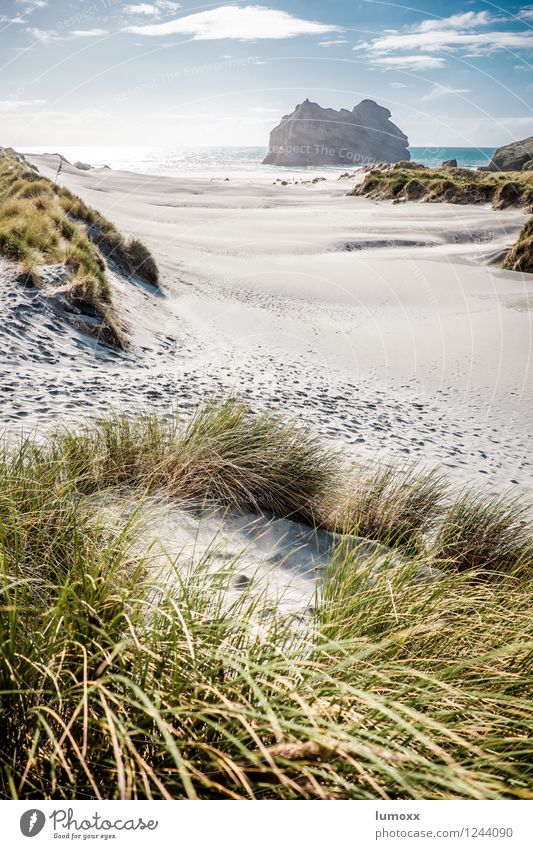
[484,135,533,172]
[263,98,409,167]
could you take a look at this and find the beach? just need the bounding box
[4,153,530,495]
[2,0,533,807]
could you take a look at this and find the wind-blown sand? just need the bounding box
[3,154,531,496]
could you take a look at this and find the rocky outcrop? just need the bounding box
[263,99,409,167]
[442,159,458,168]
[485,136,533,172]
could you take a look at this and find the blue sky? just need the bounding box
[0,1,532,147]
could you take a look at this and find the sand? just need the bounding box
[5,153,528,496]
[1,153,530,613]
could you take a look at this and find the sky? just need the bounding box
[0,0,532,147]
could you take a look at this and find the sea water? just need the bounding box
[19,145,496,174]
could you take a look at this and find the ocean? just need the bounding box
[19,146,496,174]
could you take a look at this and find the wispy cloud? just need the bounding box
[371,55,446,70]
[360,29,533,55]
[354,9,533,70]
[415,11,495,32]
[518,6,533,21]
[319,38,349,47]
[70,29,108,37]
[124,3,159,13]
[26,27,61,44]
[421,83,471,101]
[123,4,340,40]
[389,82,407,88]
[122,1,190,14]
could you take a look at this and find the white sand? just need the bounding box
[3,154,531,496]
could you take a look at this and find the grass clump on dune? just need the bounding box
[51,399,339,522]
[0,401,532,800]
[502,216,533,273]
[0,150,160,348]
[328,464,447,552]
[435,490,532,575]
[349,164,533,210]
[45,399,532,573]
[58,186,159,286]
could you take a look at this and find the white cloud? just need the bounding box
[354,10,532,70]
[319,38,349,46]
[515,63,532,70]
[416,11,494,32]
[389,82,407,88]
[123,4,340,40]
[26,27,61,44]
[124,3,159,13]
[16,0,48,6]
[371,55,446,70]
[366,29,533,55]
[124,1,181,14]
[71,29,108,37]
[518,6,533,20]
[421,83,471,101]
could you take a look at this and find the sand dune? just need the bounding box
[2,154,530,494]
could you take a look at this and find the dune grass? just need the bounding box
[0,400,531,800]
[350,165,533,210]
[328,464,447,552]
[0,150,159,348]
[435,490,533,575]
[502,216,533,273]
[58,186,159,286]
[33,399,533,573]
[48,400,340,521]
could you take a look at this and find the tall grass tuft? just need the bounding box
[0,149,160,348]
[434,490,532,575]
[330,464,447,551]
[0,404,532,799]
[51,400,339,521]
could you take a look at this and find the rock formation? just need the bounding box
[263,99,409,167]
[485,136,533,171]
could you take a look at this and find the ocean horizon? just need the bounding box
[18,145,496,174]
